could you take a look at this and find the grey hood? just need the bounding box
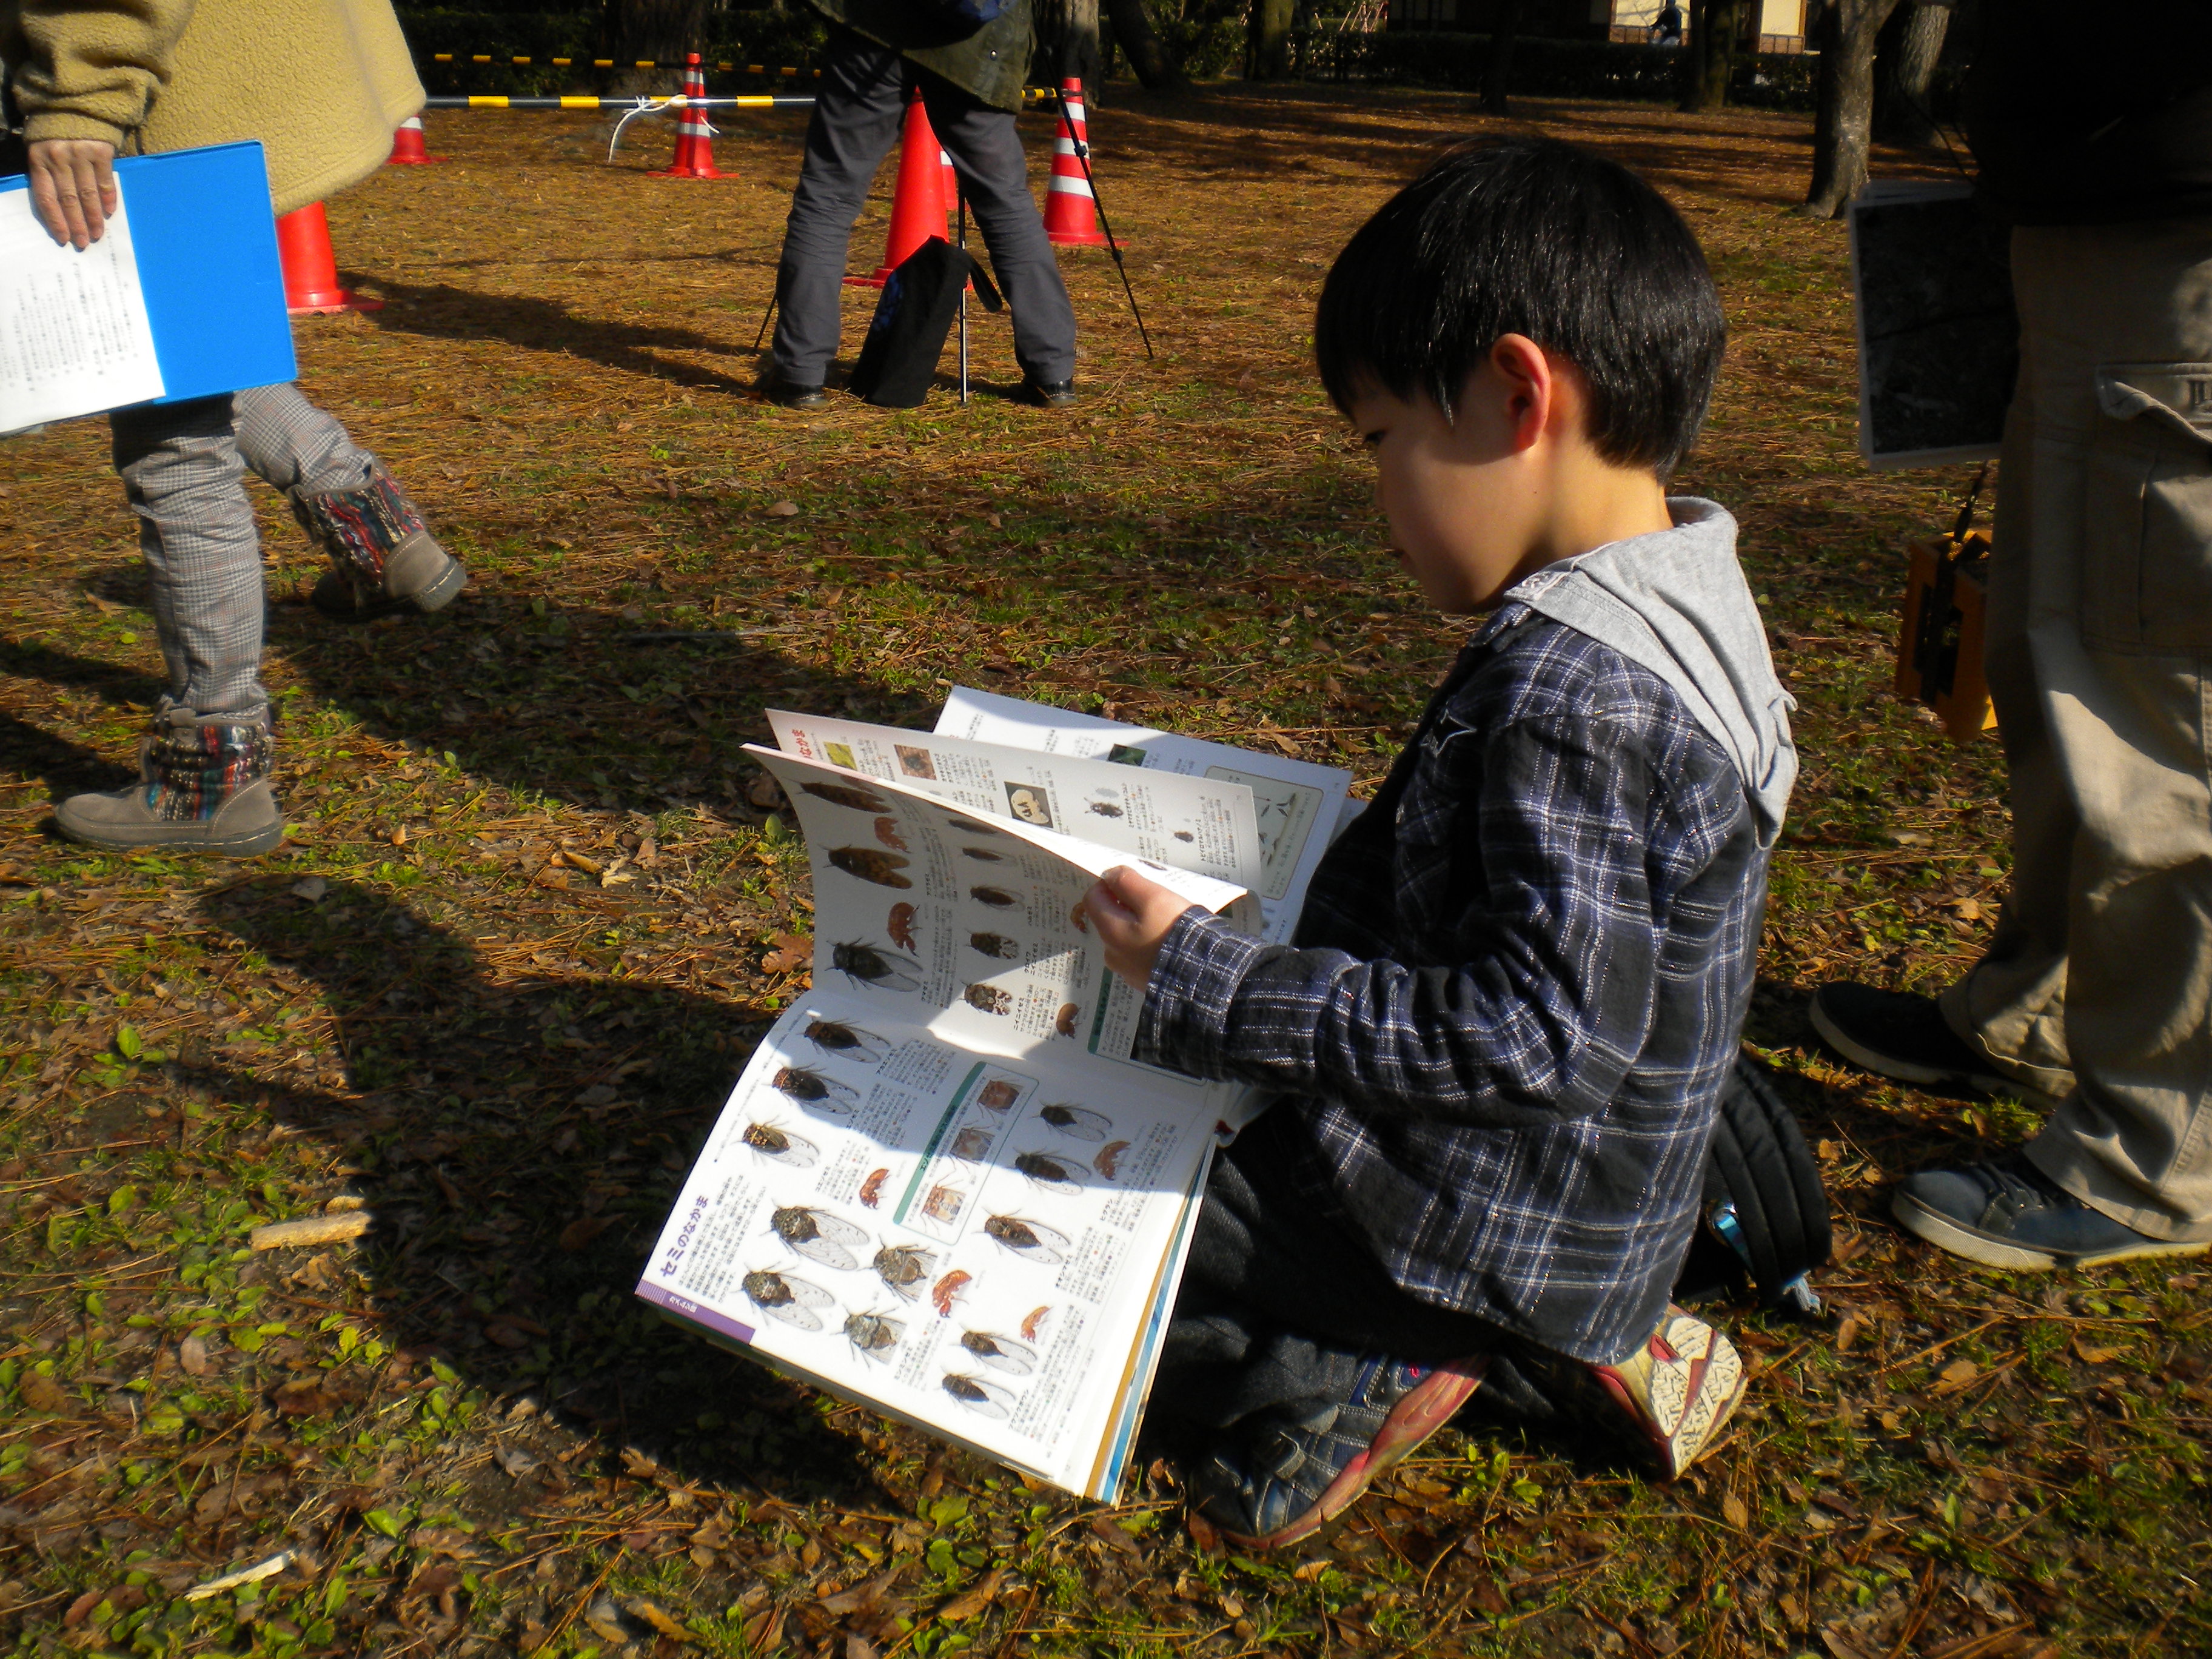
[1505,497,1797,846]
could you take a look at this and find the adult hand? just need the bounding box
[1084,865,1198,991]
[28,138,119,249]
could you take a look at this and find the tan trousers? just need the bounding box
[1940,220,2212,1242]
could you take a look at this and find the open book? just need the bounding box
[636,689,1352,1498]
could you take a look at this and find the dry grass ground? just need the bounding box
[1,81,2207,1659]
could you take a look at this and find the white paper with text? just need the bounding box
[0,178,164,433]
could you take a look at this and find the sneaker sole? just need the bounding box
[310,558,466,623]
[1809,999,2032,1099]
[1585,1321,1745,1480]
[1891,1188,2212,1271]
[1205,1357,1488,1552]
[55,819,286,857]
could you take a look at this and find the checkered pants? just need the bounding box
[109,382,381,720]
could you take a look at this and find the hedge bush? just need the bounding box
[1307,28,1821,110]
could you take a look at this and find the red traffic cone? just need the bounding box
[649,53,727,179]
[846,88,950,287]
[1043,78,1111,248]
[386,115,445,166]
[275,203,383,316]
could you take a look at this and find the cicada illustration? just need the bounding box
[942,1373,1013,1420]
[858,1167,890,1209]
[1020,1305,1053,1342]
[1173,830,1195,843]
[960,846,1002,862]
[888,902,919,951]
[833,940,923,991]
[874,1242,937,1300]
[960,1330,1037,1376]
[805,1018,889,1065]
[949,1126,994,1162]
[845,1309,904,1361]
[803,780,890,814]
[773,1066,858,1114]
[1013,1150,1085,1196]
[1087,801,1124,818]
[1094,1139,1131,1181]
[742,1270,834,1332]
[742,1121,819,1168]
[970,885,1017,908]
[1054,1002,1079,1038]
[830,846,913,890]
[945,817,996,836]
[873,816,908,851]
[976,1081,1019,1113]
[931,1268,973,1318]
[969,931,1019,960]
[1037,1103,1112,1142]
[964,984,1012,1016]
[769,1205,870,1271]
[985,1215,1070,1264]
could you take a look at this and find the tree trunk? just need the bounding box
[1105,0,1189,90]
[1679,0,1738,111]
[1247,0,1295,80]
[1802,0,1904,217]
[1874,1,1951,146]
[1481,0,1523,113]
[607,0,705,92]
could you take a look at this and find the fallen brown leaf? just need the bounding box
[560,1215,618,1252]
[179,1336,211,1376]
[628,1598,694,1642]
[1932,1358,1982,1395]
[936,1568,1003,1623]
[21,1371,73,1413]
[2074,1339,2122,1366]
[1721,1491,1751,1529]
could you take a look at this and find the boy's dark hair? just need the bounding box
[1315,136,1726,476]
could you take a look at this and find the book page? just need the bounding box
[0,176,165,433]
[933,686,1350,941]
[637,998,1222,1498]
[745,744,1256,1070]
[766,710,1265,899]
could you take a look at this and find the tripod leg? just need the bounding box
[958,192,969,405]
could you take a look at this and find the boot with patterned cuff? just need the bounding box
[293,470,467,623]
[55,706,284,856]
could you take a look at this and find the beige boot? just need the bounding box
[55,706,284,856]
[294,469,467,622]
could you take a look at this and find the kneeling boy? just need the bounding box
[1085,138,1797,1549]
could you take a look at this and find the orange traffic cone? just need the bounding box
[846,88,950,287]
[649,53,726,179]
[940,142,958,215]
[386,116,445,166]
[1043,78,1110,248]
[275,203,383,316]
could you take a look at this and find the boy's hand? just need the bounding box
[1085,866,1198,991]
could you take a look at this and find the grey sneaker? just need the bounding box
[295,470,466,623]
[1892,1154,2210,1270]
[55,706,284,856]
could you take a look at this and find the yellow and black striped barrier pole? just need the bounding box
[422,94,815,110]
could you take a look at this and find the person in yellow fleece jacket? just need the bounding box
[4,0,465,857]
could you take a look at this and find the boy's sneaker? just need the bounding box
[1185,1353,1487,1551]
[1809,982,2059,1100]
[293,470,467,623]
[1530,1307,1745,1480]
[1893,1154,2211,1270]
[54,705,284,857]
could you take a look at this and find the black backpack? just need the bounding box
[848,237,1002,409]
[1674,1054,1834,1315]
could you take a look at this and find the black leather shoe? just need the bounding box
[765,380,829,411]
[1023,378,1078,408]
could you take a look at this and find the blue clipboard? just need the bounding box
[0,140,297,408]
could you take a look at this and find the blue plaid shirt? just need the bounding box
[1136,605,1768,1365]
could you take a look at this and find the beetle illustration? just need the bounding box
[984,1215,1070,1264]
[1020,1305,1053,1342]
[858,1167,890,1209]
[742,1121,819,1168]
[1013,1150,1085,1195]
[961,846,1003,862]
[873,1242,936,1300]
[970,885,1017,908]
[942,1373,1013,1420]
[742,1270,834,1332]
[931,1268,973,1318]
[1173,830,1195,842]
[833,941,923,992]
[802,780,890,814]
[964,984,1013,1016]
[887,902,919,951]
[1054,1002,1079,1038]
[1094,1139,1132,1181]
[769,1205,870,1271]
[968,931,1019,959]
[873,816,908,850]
[1037,1103,1112,1142]
[1087,801,1124,818]
[960,1330,1037,1376]
[829,846,913,890]
[805,1019,889,1065]
[773,1066,858,1114]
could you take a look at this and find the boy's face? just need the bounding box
[1347,358,1556,615]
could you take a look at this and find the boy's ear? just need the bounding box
[1489,333,1560,454]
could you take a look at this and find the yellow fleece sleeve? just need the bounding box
[13,0,201,149]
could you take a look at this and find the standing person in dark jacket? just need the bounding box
[1812,3,2212,1270]
[762,0,1078,409]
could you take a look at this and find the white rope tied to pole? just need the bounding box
[605,93,725,162]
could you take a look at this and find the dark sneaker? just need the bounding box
[1524,1306,1744,1480]
[1810,982,2037,1097]
[1023,378,1078,408]
[1185,1354,1486,1551]
[765,379,830,411]
[295,470,466,623]
[1892,1155,2211,1270]
[55,705,284,856]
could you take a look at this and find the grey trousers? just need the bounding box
[769,28,1078,389]
[108,382,379,722]
[1941,220,2212,1241]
